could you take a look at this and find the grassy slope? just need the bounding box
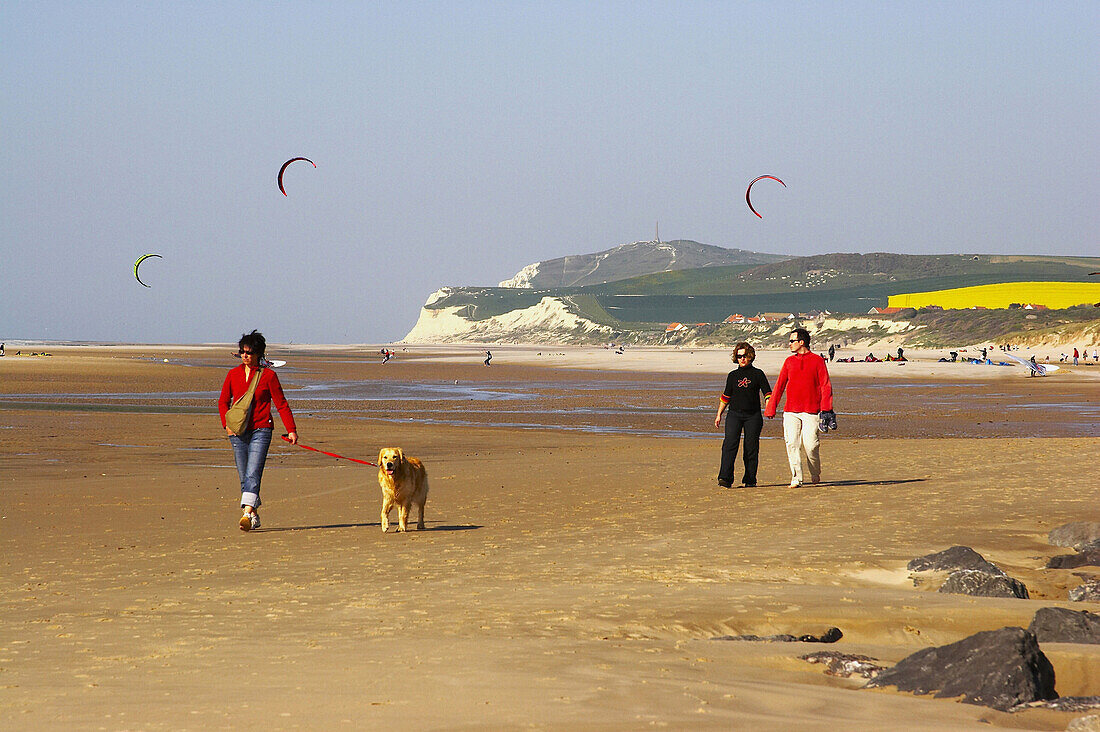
[428,253,1100,326]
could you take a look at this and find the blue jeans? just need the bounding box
[229,428,272,509]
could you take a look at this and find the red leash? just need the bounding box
[280,434,377,466]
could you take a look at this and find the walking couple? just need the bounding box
[714,329,834,489]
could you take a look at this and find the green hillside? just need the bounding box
[427,252,1100,326]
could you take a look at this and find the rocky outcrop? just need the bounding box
[1028,607,1100,644]
[868,627,1057,711]
[907,546,1005,576]
[1047,550,1100,570]
[907,547,1028,598]
[1070,580,1100,602]
[801,651,885,679]
[1050,522,1100,551]
[939,569,1029,599]
[712,627,842,643]
[1016,699,1100,714]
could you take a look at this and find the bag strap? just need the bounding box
[242,367,263,399]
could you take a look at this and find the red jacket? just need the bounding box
[764,351,833,416]
[218,365,297,433]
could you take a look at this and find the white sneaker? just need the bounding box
[239,511,253,532]
[250,513,261,530]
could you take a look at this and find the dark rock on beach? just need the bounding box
[1048,549,1100,570]
[1049,522,1100,551]
[907,546,1005,576]
[868,626,1057,711]
[1013,697,1100,713]
[801,651,885,679]
[939,569,1029,599]
[1028,607,1100,644]
[712,627,842,643]
[1070,580,1100,602]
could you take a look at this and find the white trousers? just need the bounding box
[782,412,821,485]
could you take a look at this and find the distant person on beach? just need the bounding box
[765,328,834,489]
[1073,348,1079,365]
[828,344,835,361]
[0,342,4,357]
[714,342,771,489]
[484,350,492,366]
[218,330,298,532]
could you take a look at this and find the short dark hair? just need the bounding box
[238,329,266,357]
[791,328,811,347]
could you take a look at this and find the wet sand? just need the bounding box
[1,345,1098,730]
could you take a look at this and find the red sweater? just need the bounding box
[218,365,297,433]
[764,351,833,417]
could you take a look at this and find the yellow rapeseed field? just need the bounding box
[887,281,1100,310]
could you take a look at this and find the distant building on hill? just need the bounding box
[665,322,686,333]
[868,306,904,315]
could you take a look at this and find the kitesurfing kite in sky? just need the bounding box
[133,254,162,288]
[746,175,786,218]
[278,157,316,196]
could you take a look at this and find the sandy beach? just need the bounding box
[2,345,1098,730]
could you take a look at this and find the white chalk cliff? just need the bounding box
[403,290,613,344]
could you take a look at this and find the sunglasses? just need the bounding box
[789,339,801,344]
[238,349,255,356]
[736,352,750,358]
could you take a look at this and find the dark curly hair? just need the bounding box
[731,342,756,363]
[238,330,266,358]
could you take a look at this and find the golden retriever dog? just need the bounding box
[377,447,428,532]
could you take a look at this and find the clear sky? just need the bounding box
[2,1,1096,344]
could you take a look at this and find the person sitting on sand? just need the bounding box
[714,342,771,489]
[765,329,834,489]
[218,330,298,532]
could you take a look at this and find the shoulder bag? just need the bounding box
[225,367,264,436]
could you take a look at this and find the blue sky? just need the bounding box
[2,1,1096,343]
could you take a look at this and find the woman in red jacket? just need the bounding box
[218,330,298,532]
[764,328,833,489]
